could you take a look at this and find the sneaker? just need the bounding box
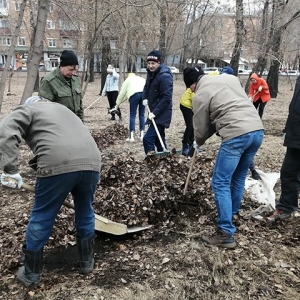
[126,137,135,142]
[202,229,236,248]
[251,169,261,180]
[267,209,291,222]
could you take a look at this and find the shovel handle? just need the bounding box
[183,150,197,196]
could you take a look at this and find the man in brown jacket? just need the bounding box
[183,67,264,248]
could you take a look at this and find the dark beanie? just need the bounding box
[183,66,204,87]
[147,50,162,63]
[220,66,234,75]
[60,50,78,66]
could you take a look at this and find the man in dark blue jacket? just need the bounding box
[142,50,173,154]
[268,75,300,221]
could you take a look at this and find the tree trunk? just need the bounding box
[100,36,112,94]
[230,0,244,76]
[21,0,49,104]
[0,0,26,113]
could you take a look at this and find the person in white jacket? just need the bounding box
[111,73,146,142]
[101,65,121,121]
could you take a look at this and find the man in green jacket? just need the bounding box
[38,50,84,121]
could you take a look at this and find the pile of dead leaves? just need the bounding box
[93,152,216,226]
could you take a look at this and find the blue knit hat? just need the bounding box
[147,50,162,63]
[220,66,234,75]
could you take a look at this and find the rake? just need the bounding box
[145,105,172,157]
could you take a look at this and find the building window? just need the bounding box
[59,20,76,30]
[110,40,117,50]
[18,37,26,46]
[140,41,147,50]
[15,1,21,11]
[49,3,54,13]
[0,37,10,45]
[47,38,56,47]
[47,20,55,29]
[0,19,9,28]
[62,38,74,48]
[0,0,7,9]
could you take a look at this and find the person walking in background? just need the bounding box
[110,73,146,142]
[39,50,84,121]
[183,67,264,248]
[0,96,101,287]
[142,50,173,154]
[101,65,122,121]
[267,75,300,222]
[248,73,271,118]
[180,66,204,156]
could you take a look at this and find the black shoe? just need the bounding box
[251,169,261,180]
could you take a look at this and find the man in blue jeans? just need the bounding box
[0,96,101,286]
[142,50,173,154]
[183,67,264,248]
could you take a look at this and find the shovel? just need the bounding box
[5,178,152,235]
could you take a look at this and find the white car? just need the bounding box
[168,66,179,73]
[203,67,221,75]
[280,70,299,76]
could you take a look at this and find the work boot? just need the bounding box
[251,169,261,180]
[16,246,43,287]
[267,209,292,222]
[182,142,189,156]
[110,112,116,120]
[77,235,95,274]
[126,131,135,142]
[202,229,236,249]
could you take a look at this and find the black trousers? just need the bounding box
[276,147,300,213]
[180,104,194,144]
[253,98,267,119]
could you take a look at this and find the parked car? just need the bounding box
[168,66,179,73]
[0,63,13,71]
[203,67,221,75]
[280,70,299,76]
[39,64,47,71]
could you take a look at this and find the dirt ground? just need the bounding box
[0,73,300,300]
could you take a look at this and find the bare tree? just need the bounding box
[20,0,49,104]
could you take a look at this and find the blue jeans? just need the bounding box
[26,171,100,250]
[211,130,264,236]
[129,92,145,132]
[143,123,167,154]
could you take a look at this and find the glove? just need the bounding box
[148,112,155,120]
[258,86,262,92]
[193,140,201,151]
[109,106,118,113]
[248,97,253,101]
[1,173,23,189]
[142,99,148,106]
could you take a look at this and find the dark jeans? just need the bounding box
[180,104,194,144]
[253,98,267,119]
[26,171,100,250]
[129,92,145,132]
[107,91,121,118]
[276,148,300,213]
[143,123,167,154]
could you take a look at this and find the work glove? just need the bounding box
[1,173,23,189]
[142,99,148,106]
[258,86,262,92]
[148,112,155,120]
[109,106,118,113]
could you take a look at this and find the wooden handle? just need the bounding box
[183,150,197,196]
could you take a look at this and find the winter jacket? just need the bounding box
[0,101,101,177]
[102,69,119,94]
[180,88,194,109]
[249,73,271,103]
[284,75,300,149]
[39,67,84,121]
[116,74,145,107]
[193,75,264,146]
[142,64,173,127]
